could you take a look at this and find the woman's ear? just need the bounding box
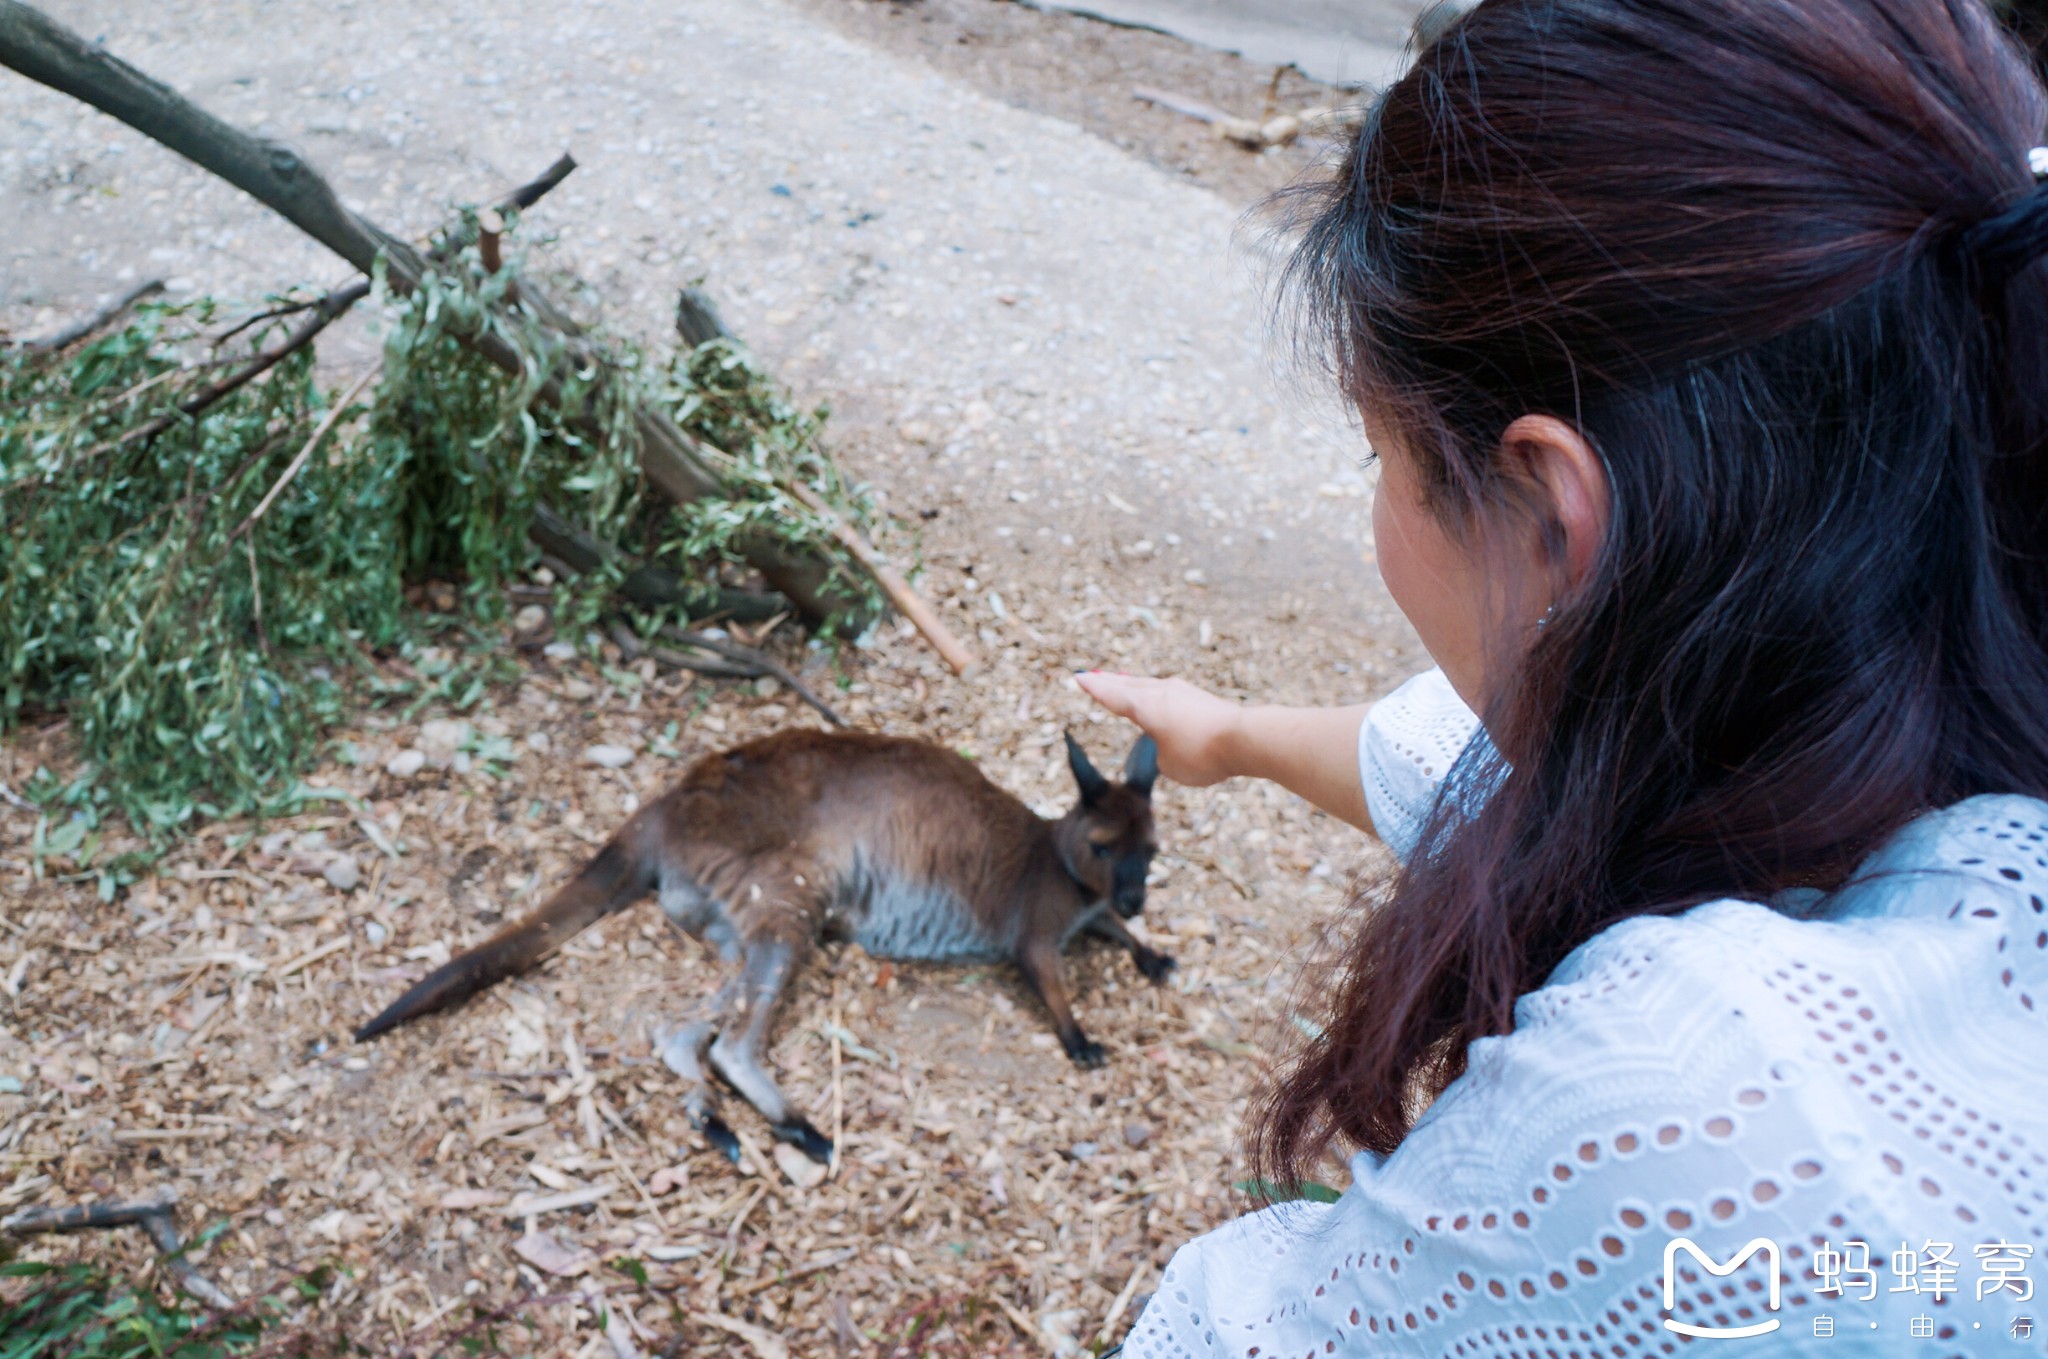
[1499,414,1611,591]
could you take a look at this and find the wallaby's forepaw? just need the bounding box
[1133,947,1177,985]
[693,1112,743,1165]
[773,1116,835,1165]
[1064,1035,1108,1069]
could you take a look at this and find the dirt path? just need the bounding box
[2,0,1425,1349]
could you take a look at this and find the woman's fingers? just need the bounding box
[1075,672,1238,786]
[1075,670,1139,718]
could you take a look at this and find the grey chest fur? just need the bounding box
[836,861,1004,962]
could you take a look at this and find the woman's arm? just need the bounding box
[1076,672,1375,832]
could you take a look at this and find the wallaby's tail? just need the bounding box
[353,823,656,1042]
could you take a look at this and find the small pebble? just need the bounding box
[526,731,552,753]
[1123,1121,1153,1149]
[584,744,634,769]
[363,920,388,946]
[385,749,427,778]
[562,677,596,701]
[418,718,472,754]
[323,854,362,892]
[752,675,781,698]
[543,641,576,661]
[1069,1141,1099,1160]
[513,604,548,634]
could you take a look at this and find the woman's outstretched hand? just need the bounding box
[1076,671,1378,833]
[1074,672,1244,786]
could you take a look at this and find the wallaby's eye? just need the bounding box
[1091,843,1113,859]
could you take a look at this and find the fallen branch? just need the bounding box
[2,1190,235,1310]
[606,618,756,680]
[787,482,979,676]
[1132,84,1354,149]
[89,152,580,457]
[656,287,974,676]
[605,618,846,725]
[1130,85,1233,125]
[656,623,846,725]
[529,502,792,622]
[5,277,164,350]
[83,278,370,459]
[0,3,854,622]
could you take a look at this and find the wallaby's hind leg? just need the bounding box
[658,973,743,1163]
[709,911,834,1164]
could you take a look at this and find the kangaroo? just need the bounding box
[354,728,1170,1164]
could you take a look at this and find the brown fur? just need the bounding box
[355,728,1167,1163]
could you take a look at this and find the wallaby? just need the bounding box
[354,728,1169,1164]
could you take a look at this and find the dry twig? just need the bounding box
[786,482,979,677]
[656,623,846,726]
[226,363,380,544]
[1,1190,234,1309]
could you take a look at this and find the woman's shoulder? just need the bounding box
[1427,790,2048,1181]
[1540,785,2048,986]
[1359,667,1484,860]
[1123,795,2048,1359]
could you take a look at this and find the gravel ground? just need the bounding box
[2,0,1429,1349]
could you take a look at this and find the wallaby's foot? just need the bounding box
[692,1110,743,1165]
[1133,947,1177,985]
[773,1115,835,1165]
[1063,1034,1108,1069]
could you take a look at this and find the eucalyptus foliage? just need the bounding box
[0,224,885,839]
[1,300,399,833]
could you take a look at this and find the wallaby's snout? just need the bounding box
[1113,869,1147,918]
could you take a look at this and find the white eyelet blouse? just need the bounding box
[1122,669,2048,1358]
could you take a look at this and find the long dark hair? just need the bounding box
[1254,0,2048,1180]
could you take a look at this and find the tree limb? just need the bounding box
[5,277,163,350]
[0,3,851,621]
[528,501,792,621]
[656,622,846,726]
[85,278,369,459]
[605,618,847,725]
[788,482,979,676]
[2,1190,235,1310]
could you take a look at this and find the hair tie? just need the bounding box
[1960,149,2048,288]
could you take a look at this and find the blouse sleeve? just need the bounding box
[1357,667,1483,863]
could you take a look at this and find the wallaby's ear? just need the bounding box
[1065,731,1111,805]
[1123,734,1158,797]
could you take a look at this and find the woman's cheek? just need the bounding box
[1372,472,1487,702]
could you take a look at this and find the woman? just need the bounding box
[1082,0,2048,1353]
